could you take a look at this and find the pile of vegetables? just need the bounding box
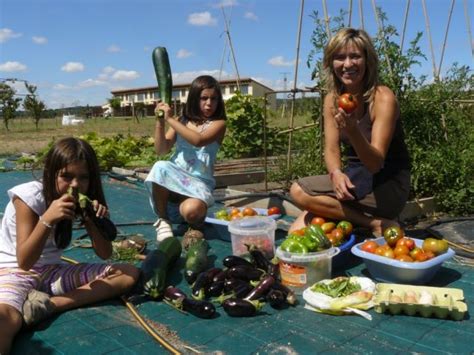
[214,206,281,221]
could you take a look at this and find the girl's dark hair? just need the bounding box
[184,75,227,122]
[42,137,106,248]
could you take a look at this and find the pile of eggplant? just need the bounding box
[164,245,297,319]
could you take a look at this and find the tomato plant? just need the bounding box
[338,93,358,113]
[267,206,281,215]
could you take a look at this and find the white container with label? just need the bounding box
[276,246,340,294]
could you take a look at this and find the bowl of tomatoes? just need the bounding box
[351,236,455,284]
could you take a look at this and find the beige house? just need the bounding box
[109,77,275,116]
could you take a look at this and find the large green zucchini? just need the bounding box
[152,47,173,106]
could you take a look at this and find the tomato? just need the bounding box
[229,208,241,217]
[424,250,436,260]
[310,216,325,226]
[242,207,258,217]
[396,237,415,251]
[338,93,358,114]
[336,220,353,237]
[330,227,345,244]
[409,247,423,260]
[393,245,410,257]
[381,248,395,259]
[383,226,404,247]
[215,209,229,220]
[415,251,429,262]
[374,246,387,256]
[290,228,306,236]
[361,240,378,254]
[422,238,448,255]
[327,234,338,246]
[267,206,281,216]
[396,254,414,262]
[321,222,336,233]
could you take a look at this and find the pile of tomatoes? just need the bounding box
[360,226,449,262]
[214,206,281,222]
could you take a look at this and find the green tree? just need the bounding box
[23,83,46,129]
[108,97,121,117]
[0,83,22,130]
[133,102,145,123]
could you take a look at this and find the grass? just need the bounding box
[0,116,156,156]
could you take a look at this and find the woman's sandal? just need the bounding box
[153,218,174,242]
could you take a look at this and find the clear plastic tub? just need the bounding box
[275,246,340,294]
[228,216,277,258]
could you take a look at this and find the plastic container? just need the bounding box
[351,237,455,284]
[275,246,340,294]
[228,216,277,258]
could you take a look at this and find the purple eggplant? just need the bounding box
[192,267,222,300]
[223,278,254,299]
[222,298,264,317]
[222,255,255,268]
[206,280,225,298]
[226,265,264,282]
[266,289,288,309]
[272,281,298,306]
[164,286,216,319]
[244,275,275,301]
[246,244,271,271]
[212,270,226,284]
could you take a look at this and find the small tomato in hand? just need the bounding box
[267,206,281,216]
[338,93,358,114]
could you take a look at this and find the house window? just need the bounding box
[137,93,145,101]
[240,85,248,94]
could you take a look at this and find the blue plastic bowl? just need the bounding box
[332,234,356,269]
[351,237,455,284]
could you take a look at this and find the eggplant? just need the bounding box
[266,289,288,309]
[226,265,264,282]
[272,281,298,306]
[267,262,280,279]
[244,275,275,301]
[223,278,254,299]
[212,270,226,284]
[191,267,222,300]
[206,280,225,298]
[222,255,255,268]
[164,286,216,319]
[247,245,271,271]
[222,298,263,317]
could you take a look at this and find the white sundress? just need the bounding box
[145,123,220,212]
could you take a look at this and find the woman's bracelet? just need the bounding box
[39,215,53,229]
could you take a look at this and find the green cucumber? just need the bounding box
[152,47,173,107]
[142,237,182,300]
[184,239,209,284]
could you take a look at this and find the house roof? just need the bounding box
[111,77,274,95]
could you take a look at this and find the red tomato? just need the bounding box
[415,251,429,262]
[383,226,404,247]
[361,240,378,254]
[393,245,410,257]
[330,227,345,244]
[336,220,353,237]
[310,216,325,226]
[242,207,258,216]
[338,93,358,114]
[381,248,395,259]
[396,254,414,262]
[396,237,415,251]
[267,206,281,216]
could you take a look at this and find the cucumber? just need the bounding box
[141,237,182,300]
[184,239,209,284]
[152,47,173,106]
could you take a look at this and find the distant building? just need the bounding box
[109,77,276,116]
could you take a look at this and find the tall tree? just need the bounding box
[108,97,121,117]
[0,83,22,131]
[23,83,46,129]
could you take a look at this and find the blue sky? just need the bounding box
[1,0,472,109]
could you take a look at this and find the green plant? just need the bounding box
[23,83,46,129]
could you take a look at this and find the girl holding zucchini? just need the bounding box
[0,137,140,354]
[145,75,226,241]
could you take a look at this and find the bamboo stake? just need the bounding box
[359,0,364,30]
[421,0,438,80]
[463,0,474,59]
[221,6,240,90]
[400,0,411,54]
[286,0,305,178]
[348,0,353,27]
[438,0,456,79]
[322,0,331,39]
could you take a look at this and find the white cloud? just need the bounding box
[0,61,27,72]
[212,0,239,7]
[188,12,217,26]
[61,62,85,72]
[177,49,192,59]
[268,56,295,67]
[102,66,116,74]
[112,70,139,81]
[172,70,232,84]
[32,36,48,44]
[0,28,22,43]
[244,12,258,21]
[107,45,121,53]
[53,83,72,90]
[78,79,107,88]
